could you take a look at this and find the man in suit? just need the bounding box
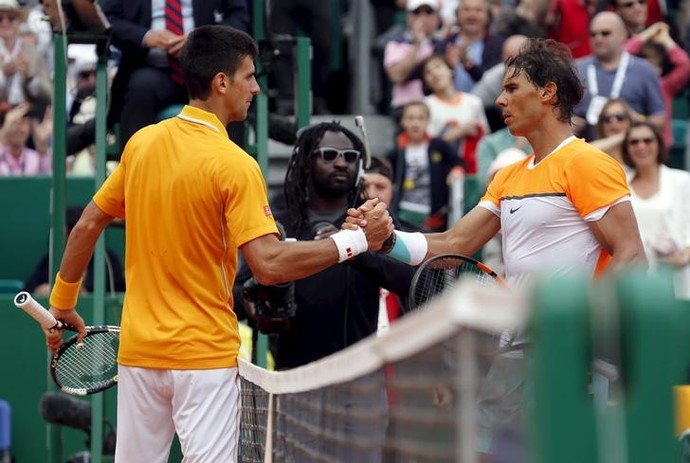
[101,0,250,150]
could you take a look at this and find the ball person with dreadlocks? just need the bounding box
[236,121,415,369]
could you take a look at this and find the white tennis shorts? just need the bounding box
[114,365,240,463]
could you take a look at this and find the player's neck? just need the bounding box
[529,124,574,163]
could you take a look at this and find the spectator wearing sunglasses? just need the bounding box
[572,11,665,140]
[235,122,414,370]
[613,0,648,35]
[623,121,690,299]
[591,97,636,164]
[387,100,465,232]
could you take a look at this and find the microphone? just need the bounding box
[39,391,91,432]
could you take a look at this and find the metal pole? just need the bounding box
[48,33,68,463]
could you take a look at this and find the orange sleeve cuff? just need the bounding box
[49,272,82,310]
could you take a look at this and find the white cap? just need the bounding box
[488,148,528,180]
[406,0,440,12]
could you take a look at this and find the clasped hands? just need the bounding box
[343,198,395,251]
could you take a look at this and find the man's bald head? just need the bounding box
[502,34,529,61]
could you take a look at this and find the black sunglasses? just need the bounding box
[312,147,361,164]
[629,137,656,146]
[619,0,646,8]
[411,6,435,15]
[602,113,628,123]
[590,30,612,38]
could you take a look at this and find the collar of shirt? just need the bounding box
[176,105,227,134]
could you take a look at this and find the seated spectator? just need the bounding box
[387,100,464,232]
[623,121,690,299]
[476,127,531,188]
[23,206,126,295]
[434,0,504,92]
[383,0,441,117]
[481,147,528,275]
[591,97,635,164]
[626,21,690,148]
[100,0,250,152]
[0,102,51,175]
[613,0,648,36]
[421,54,490,174]
[0,0,51,106]
[471,34,529,131]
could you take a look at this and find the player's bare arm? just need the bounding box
[347,202,500,265]
[426,206,501,258]
[588,201,647,272]
[56,201,115,283]
[242,201,393,286]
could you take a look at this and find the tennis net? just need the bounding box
[238,279,528,463]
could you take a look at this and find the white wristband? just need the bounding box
[388,230,428,266]
[330,228,368,263]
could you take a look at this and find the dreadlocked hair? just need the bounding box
[283,121,367,235]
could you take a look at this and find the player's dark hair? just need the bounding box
[180,25,258,100]
[284,121,366,234]
[505,38,584,123]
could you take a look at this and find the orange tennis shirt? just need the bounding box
[479,136,630,288]
[93,106,278,369]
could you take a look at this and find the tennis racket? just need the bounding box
[13,291,119,396]
[409,254,519,351]
[409,254,507,310]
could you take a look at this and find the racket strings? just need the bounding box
[54,331,119,392]
[412,257,500,309]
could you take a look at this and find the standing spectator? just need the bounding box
[573,11,665,140]
[626,21,690,148]
[421,54,490,174]
[434,0,505,92]
[0,0,51,106]
[387,100,465,231]
[100,0,250,152]
[236,123,414,369]
[623,121,690,299]
[383,0,441,117]
[0,102,50,176]
[545,0,597,58]
[591,97,636,164]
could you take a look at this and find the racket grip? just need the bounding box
[14,291,61,330]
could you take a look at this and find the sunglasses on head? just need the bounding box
[619,0,646,8]
[312,147,361,164]
[629,137,656,146]
[602,113,628,123]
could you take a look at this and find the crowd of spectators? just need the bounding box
[3,0,690,297]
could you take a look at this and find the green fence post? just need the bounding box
[616,269,684,463]
[528,273,598,463]
[296,37,312,129]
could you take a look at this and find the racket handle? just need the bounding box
[14,291,61,330]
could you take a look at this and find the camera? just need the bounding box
[242,277,296,334]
